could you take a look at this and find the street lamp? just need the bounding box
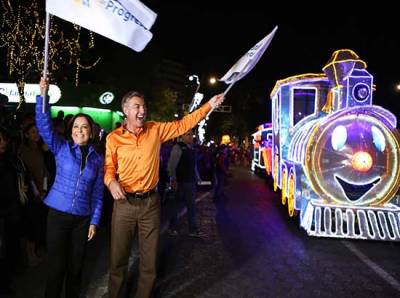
[209,76,217,85]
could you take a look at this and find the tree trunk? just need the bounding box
[16,78,26,110]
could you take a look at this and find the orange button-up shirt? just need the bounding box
[104,102,211,193]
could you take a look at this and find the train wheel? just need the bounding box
[287,174,296,217]
[281,169,287,205]
[273,154,279,191]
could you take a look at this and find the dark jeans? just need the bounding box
[0,214,20,293]
[169,182,197,233]
[23,200,48,245]
[45,208,90,298]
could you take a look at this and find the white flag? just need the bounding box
[119,0,156,30]
[46,0,157,52]
[220,26,278,84]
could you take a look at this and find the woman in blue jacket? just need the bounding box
[36,78,104,298]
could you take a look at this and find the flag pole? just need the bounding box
[223,79,237,96]
[42,12,51,113]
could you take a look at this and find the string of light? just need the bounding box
[0,0,100,107]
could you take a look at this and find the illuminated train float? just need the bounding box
[266,49,400,241]
[251,122,272,175]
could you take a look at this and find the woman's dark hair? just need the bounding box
[21,122,40,145]
[22,122,36,135]
[67,113,95,142]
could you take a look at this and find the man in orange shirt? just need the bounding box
[104,90,224,298]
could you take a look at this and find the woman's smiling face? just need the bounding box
[71,116,91,146]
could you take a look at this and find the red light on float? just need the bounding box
[351,151,373,172]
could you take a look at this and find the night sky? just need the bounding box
[2,1,399,129]
[141,1,400,120]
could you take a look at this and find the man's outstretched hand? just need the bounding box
[208,93,225,109]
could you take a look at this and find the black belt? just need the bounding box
[126,188,156,201]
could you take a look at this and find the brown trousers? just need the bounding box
[109,193,160,298]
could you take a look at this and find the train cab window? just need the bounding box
[292,88,316,126]
[261,131,269,146]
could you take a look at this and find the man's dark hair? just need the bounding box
[121,91,145,112]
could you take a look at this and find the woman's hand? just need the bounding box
[87,224,97,241]
[39,77,49,96]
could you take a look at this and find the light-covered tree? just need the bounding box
[148,86,178,121]
[0,0,99,108]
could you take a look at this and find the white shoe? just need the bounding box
[188,231,203,238]
[167,229,179,236]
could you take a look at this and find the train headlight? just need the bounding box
[353,83,370,102]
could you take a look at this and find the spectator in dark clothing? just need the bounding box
[19,122,50,264]
[56,110,64,121]
[158,140,175,204]
[0,127,26,295]
[52,117,66,139]
[167,130,202,237]
[63,114,74,135]
[213,144,229,201]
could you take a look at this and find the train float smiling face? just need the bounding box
[305,108,400,206]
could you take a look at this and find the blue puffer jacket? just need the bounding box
[35,96,104,226]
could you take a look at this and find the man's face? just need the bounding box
[123,96,147,129]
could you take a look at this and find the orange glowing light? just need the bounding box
[351,151,373,172]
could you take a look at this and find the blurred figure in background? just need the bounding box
[158,140,175,204]
[167,130,202,237]
[19,122,50,265]
[213,144,229,201]
[0,127,27,296]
